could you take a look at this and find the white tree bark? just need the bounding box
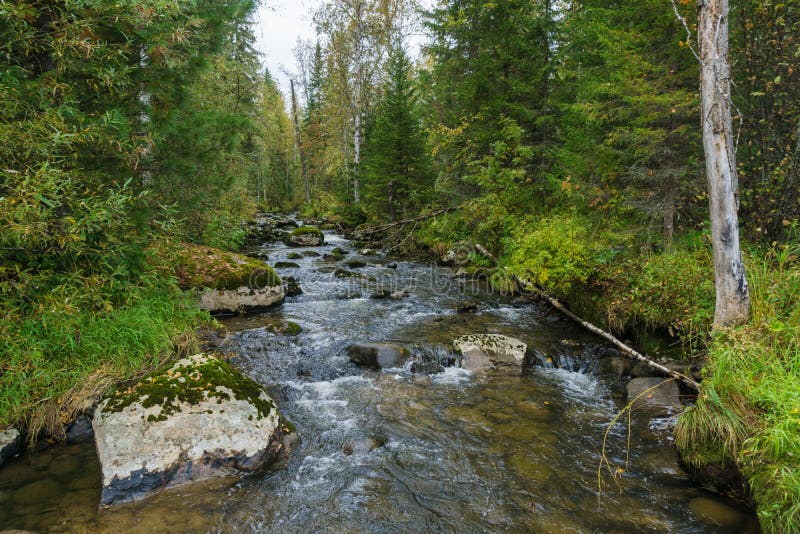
[698,0,750,327]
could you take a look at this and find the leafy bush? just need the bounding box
[506,210,633,295]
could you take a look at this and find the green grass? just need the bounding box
[0,281,206,439]
[676,239,800,533]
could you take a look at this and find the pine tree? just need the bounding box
[362,46,431,221]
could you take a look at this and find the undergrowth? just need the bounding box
[676,238,800,533]
[0,280,206,439]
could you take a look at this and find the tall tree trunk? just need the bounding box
[290,79,311,203]
[353,108,362,204]
[698,0,750,327]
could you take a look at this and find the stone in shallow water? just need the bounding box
[48,454,80,478]
[92,354,295,506]
[625,377,682,416]
[689,497,750,529]
[0,428,20,467]
[12,479,62,506]
[347,343,409,369]
[453,334,527,373]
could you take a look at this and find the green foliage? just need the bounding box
[0,280,205,436]
[361,46,433,221]
[504,211,631,295]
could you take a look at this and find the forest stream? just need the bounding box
[0,221,760,533]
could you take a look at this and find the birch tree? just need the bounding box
[698,0,750,326]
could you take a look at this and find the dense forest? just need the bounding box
[1,0,799,531]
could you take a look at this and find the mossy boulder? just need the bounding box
[274,262,300,269]
[345,260,367,269]
[286,226,324,247]
[175,244,283,314]
[93,354,296,506]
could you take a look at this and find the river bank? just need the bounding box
[0,217,759,532]
[394,208,800,532]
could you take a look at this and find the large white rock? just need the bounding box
[453,334,528,373]
[198,283,285,314]
[93,354,294,506]
[0,428,20,466]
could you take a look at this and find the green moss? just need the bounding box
[175,243,280,290]
[286,252,303,260]
[291,226,323,237]
[284,321,302,336]
[266,321,302,336]
[104,356,275,421]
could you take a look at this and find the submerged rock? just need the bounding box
[453,334,527,373]
[65,415,94,444]
[0,428,20,467]
[274,261,300,269]
[455,302,478,314]
[286,226,324,247]
[386,262,398,269]
[370,288,392,299]
[175,244,284,314]
[345,259,367,269]
[347,343,409,369]
[284,276,302,297]
[625,377,682,416]
[334,269,366,280]
[92,354,295,506]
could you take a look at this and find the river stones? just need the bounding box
[274,261,300,269]
[453,334,527,373]
[0,428,20,467]
[92,354,296,506]
[345,259,367,268]
[176,244,284,314]
[455,302,478,314]
[347,343,409,369]
[65,415,94,444]
[286,226,324,247]
[284,276,302,297]
[625,377,682,416]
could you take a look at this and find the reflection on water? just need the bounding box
[0,225,760,533]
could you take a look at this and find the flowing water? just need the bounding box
[0,222,760,533]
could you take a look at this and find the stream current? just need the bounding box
[0,222,759,532]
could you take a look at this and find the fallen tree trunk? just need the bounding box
[470,243,700,390]
[355,207,458,237]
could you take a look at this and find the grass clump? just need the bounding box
[0,281,206,439]
[676,238,800,532]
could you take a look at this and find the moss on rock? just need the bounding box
[176,244,280,291]
[104,355,275,422]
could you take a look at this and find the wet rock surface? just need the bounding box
[92,354,293,506]
[453,334,527,373]
[625,377,682,415]
[347,343,409,369]
[0,429,20,467]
